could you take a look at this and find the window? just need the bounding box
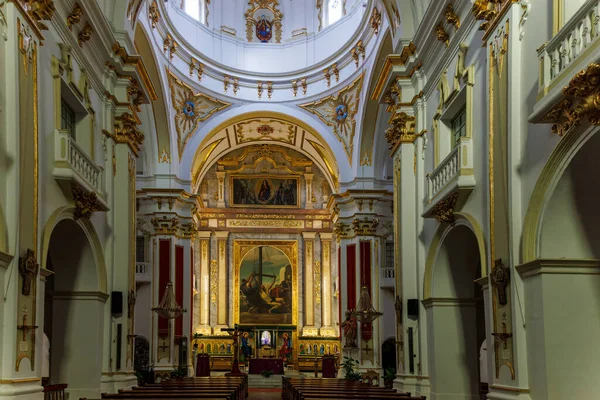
[451,108,466,148]
[385,242,394,269]
[327,0,343,26]
[184,0,204,22]
[136,236,145,262]
[61,100,76,139]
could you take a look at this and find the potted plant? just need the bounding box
[170,366,187,379]
[340,356,361,381]
[260,369,274,378]
[383,368,396,388]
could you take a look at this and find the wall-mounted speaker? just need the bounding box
[407,298,419,319]
[111,291,123,315]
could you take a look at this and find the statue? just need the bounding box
[279,332,291,363]
[341,311,358,348]
[19,249,38,296]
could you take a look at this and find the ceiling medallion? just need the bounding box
[257,124,274,136]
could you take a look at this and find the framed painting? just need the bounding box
[233,240,298,326]
[230,175,300,208]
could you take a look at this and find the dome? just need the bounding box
[166,0,368,74]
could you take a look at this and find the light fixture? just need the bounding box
[352,285,383,323]
[152,282,187,319]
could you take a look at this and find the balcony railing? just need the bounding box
[381,267,395,279]
[381,267,394,288]
[427,137,474,202]
[53,130,104,202]
[136,262,151,283]
[43,384,67,400]
[538,0,600,91]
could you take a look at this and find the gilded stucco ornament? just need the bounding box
[333,222,349,242]
[299,74,363,164]
[163,33,177,60]
[151,216,180,235]
[435,22,449,47]
[25,0,55,30]
[167,70,231,158]
[77,22,92,47]
[370,7,381,35]
[431,191,459,226]
[114,112,144,155]
[66,3,82,30]
[149,0,160,29]
[445,3,460,30]
[352,217,379,236]
[541,63,600,136]
[385,111,417,150]
[471,0,514,35]
[72,184,100,220]
[245,0,283,43]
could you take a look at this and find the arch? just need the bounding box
[184,108,347,188]
[40,206,107,294]
[522,124,598,262]
[423,212,487,300]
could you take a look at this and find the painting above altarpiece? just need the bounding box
[230,175,299,208]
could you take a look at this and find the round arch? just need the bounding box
[521,124,598,263]
[180,106,350,182]
[40,206,108,294]
[423,212,487,300]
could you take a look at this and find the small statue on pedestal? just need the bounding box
[341,311,358,348]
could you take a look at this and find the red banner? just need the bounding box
[175,245,184,337]
[346,244,356,310]
[158,239,171,334]
[360,241,372,341]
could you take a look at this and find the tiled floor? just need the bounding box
[248,388,281,399]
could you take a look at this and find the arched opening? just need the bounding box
[520,128,600,399]
[381,337,396,373]
[425,224,486,399]
[43,219,107,399]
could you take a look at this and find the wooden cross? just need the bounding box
[158,340,169,353]
[491,322,512,350]
[16,312,38,341]
[491,259,510,305]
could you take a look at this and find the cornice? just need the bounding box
[0,250,13,269]
[516,259,600,279]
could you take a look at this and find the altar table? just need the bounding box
[249,358,284,374]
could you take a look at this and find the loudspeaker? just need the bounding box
[116,323,122,370]
[407,299,419,319]
[111,291,123,315]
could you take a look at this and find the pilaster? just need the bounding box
[301,232,317,335]
[319,233,335,337]
[213,231,230,333]
[196,231,212,334]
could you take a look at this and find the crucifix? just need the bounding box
[492,322,512,352]
[491,258,510,305]
[19,249,39,296]
[16,306,38,341]
[223,325,251,376]
[158,339,169,353]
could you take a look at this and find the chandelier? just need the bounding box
[152,282,187,319]
[351,285,383,324]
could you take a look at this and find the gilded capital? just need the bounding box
[114,112,144,155]
[72,184,100,220]
[385,111,417,150]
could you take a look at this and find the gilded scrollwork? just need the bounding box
[67,3,82,30]
[352,217,379,236]
[385,112,417,150]
[370,8,381,35]
[431,191,459,226]
[114,112,144,155]
[72,184,100,220]
[435,22,449,47]
[149,1,160,29]
[444,3,460,30]
[541,63,600,136]
[151,215,180,235]
[77,22,92,47]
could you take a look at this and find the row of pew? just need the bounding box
[282,376,426,400]
[83,376,248,400]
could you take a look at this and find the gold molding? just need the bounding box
[0,378,40,384]
[371,43,418,101]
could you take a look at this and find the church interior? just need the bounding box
[1,0,599,399]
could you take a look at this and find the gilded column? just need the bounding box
[197,231,211,335]
[302,232,317,335]
[304,172,314,208]
[214,231,229,334]
[216,171,226,208]
[320,233,336,336]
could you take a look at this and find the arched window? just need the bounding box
[327,0,343,26]
[184,0,205,23]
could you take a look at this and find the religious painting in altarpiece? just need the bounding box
[234,241,298,327]
[230,175,299,208]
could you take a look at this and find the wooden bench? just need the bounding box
[282,376,426,400]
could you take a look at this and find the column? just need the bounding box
[302,232,317,336]
[216,171,226,208]
[214,231,229,334]
[304,172,314,208]
[196,231,211,334]
[320,233,336,337]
